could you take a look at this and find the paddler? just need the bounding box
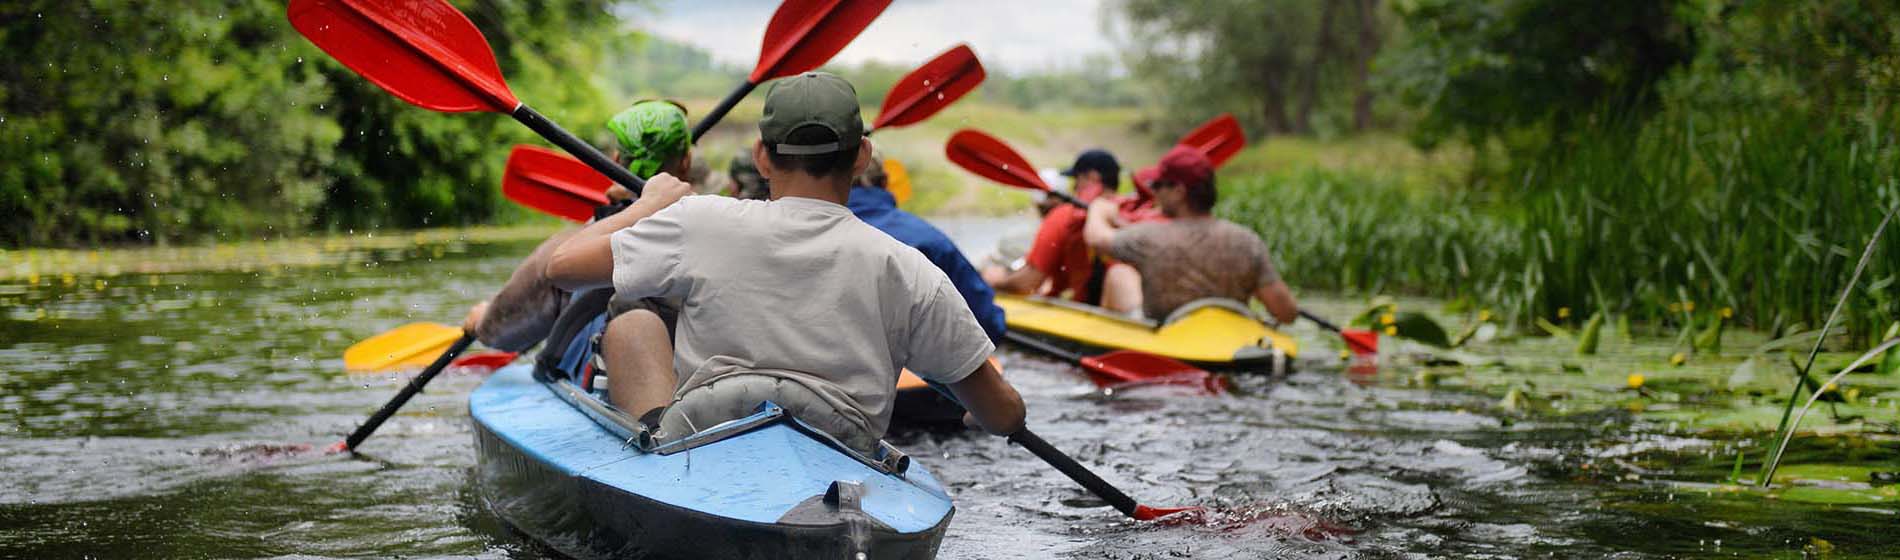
[848,151,1006,343]
[1081,145,1299,324]
[545,72,1026,452]
[981,149,1144,313]
[460,100,693,354]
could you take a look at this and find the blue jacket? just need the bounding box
[847,186,1007,343]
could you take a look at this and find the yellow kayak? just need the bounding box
[997,294,1297,370]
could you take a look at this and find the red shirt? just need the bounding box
[1024,205,1094,302]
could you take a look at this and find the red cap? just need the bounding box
[1131,166,1160,199]
[1156,145,1214,188]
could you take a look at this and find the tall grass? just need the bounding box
[1220,109,1900,341]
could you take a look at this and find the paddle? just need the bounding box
[288,0,643,195]
[916,380,1199,521]
[1004,331,1224,394]
[503,145,612,223]
[689,0,894,141]
[1178,113,1245,167]
[945,129,1082,206]
[1302,310,1378,356]
[503,45,989,221]
[326,333,475,454]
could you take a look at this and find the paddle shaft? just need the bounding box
[919,378,1156,520]
[1299,309,1344,333]
[1008,429,1140,517]
[691,81,759,142]
[1004,330,1085,364]
[340,334,475,452]
[513,105,644,196]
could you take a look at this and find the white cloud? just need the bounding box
[624,0,1118,74]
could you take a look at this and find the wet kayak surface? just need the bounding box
[2,218,1892,558]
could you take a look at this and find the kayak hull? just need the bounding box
[997,294,1298,370]
[471,365,953,559]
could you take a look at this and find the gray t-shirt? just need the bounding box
[1107,217,1282,320]
[610,195,994,440]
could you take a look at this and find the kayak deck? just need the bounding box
[469,364,953,559]
[997,294,1298,367]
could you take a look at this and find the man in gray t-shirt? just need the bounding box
[545,73,1025,451]
[1082,146,1300,325]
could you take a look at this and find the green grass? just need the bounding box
[1221,109,1900,346]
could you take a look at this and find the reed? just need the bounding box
[1220,108,1900,342]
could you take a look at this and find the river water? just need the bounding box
[1,217,1892,558]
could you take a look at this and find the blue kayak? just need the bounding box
[469,364,955,559]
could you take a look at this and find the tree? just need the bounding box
[1107,0,1393,138]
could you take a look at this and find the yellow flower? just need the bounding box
[1478,309,1492,322]
[1669,352,1687,366]
[1719,307,1733,319]
[1684,301,1696,313]
[1381,313,1396,325]
[1384,325,1398,336]
[1558,307,1571,319]
[26,273,38,285]
[1339,349,1351,360]
[1627,374,1646,389]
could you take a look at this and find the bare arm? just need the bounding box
[1082,198,1119,252]
[546,174,693,291]
[1254,280,1299,326]
[984,264,1047,295]
[947,359,1025,436]
[464,228,578,351]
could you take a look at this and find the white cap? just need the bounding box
[1038,168,1069,200]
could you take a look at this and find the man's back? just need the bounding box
[611,195,993,444]
[1106,217,1280,320]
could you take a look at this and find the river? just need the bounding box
[1,217,1892,558]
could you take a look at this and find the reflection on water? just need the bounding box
[0,218,1892,558]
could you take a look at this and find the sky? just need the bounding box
[622,0,1120,74]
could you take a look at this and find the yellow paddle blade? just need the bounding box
[344,322,463,372]
[897,356,999,390]
[884,158,912,206]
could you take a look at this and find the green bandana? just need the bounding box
[606,101,690,179]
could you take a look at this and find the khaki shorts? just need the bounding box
[656,374,874,453]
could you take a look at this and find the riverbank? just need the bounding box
[0,225,560,282]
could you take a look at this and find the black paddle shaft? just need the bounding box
[1008,429,1140,517]
[1003,330,1084,364]
[341,334,475,452]
[1299,309,1344,333]
[691,81,760,142]
[511,104,646,196]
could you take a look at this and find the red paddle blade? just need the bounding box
[945,129,1050,192]
[1341,329,1379,356]
[1133,504,1205,522]
[288,0,519,113]
[873,44,986,131]
[1084,351,1224,394]
[503,145,612,222]
[752,0,894,83]
[450,350,518,371]
[1179,113,1245,167]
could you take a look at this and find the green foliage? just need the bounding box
[0,1,633,246]
[1378,0,1694,152]
[1108,0,1394,137]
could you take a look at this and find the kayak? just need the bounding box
[470,364,955,559]
[894,370,966,427]
[996,294,1298,371]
